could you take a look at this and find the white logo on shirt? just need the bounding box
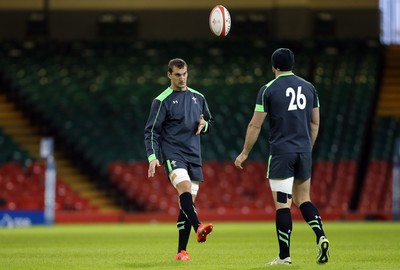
[173,100,178,104]
[192,97,197,104]
[171,160,177,167]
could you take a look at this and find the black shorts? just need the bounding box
[163,158,204,182]
[267,152,312,180]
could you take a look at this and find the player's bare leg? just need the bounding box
[293,178,329,264]
[267,178,294,264]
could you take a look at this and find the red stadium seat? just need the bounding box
[0,162,96,212]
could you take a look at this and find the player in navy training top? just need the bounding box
[234,48,330,265]
[144,58,214,261]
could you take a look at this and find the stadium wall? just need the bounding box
[54,209,391,224]
[0,0,378,10]
[0,1,379,41]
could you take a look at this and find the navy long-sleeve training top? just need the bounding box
[144,87,213,165]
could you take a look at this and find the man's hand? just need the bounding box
[234,152,248,169]
[148,159,160,178]
[196,114,206,135]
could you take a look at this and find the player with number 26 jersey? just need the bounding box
[235,48,329,266]
[255,72,320,155]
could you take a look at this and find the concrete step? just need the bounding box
[0,93,122,212]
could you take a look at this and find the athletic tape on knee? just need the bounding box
[169,168,190,188]
[269,177,294,194]
[169,169,199,196]
[277,191,290,203]
[191,182,199,196]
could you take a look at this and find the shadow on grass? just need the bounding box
[120,262,303,270]
[120,262,168,269]
[250,265,301,270]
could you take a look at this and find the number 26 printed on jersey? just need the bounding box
[286,86,306,111]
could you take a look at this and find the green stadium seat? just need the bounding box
[0,39,383,213]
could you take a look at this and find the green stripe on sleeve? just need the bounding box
[267,155,272,178]
[148,154,156,163]
[166,160,172,173]
[255,104,264,112]
[156,88,173,101]
[149,103,163,158]
[202,121,209,133]
[188,87,204,97]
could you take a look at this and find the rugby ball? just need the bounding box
[209,5,231,37]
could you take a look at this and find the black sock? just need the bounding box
[300,201,325,243]
[276,208,292,259]
[177,209,191,253]
[179,192,200,232]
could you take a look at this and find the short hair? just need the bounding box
[168,58,187,73]
[271,48,295,71]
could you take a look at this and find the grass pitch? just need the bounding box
[0,221,399,269]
